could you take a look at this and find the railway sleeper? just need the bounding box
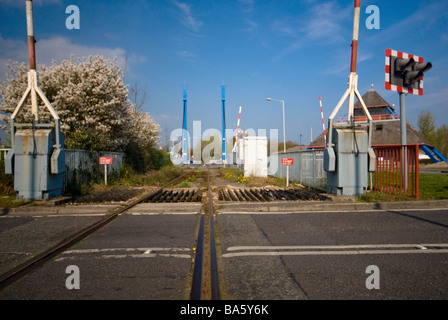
[262,189,278,201]
[157,190,171,202]
[235,189,248,201]
[243,190,255,201]
[249,188,265,202]
[146,189,162,202]
[257,189,273,202]
[147,188,202,203]
[219,187,328,202]
[227,189,239,201]
[179,190,190,202]
[149,190,166,202]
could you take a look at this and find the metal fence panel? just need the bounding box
[64,149,124,188]
[270,150,327,191]
[372,144,419,198]
[1,148,124,190]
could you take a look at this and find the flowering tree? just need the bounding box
[0,55,160,155]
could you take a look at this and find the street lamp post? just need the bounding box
[266,98,289,187]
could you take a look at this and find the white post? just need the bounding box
[282,100,289,187]
[267,98,288,187]
[104,164,107,185]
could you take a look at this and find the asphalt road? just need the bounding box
[1,200,447,301]
[0,203,202,300]
[0,212,105,275]
[217,208,448,300]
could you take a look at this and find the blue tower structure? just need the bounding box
[182,85,188,163]
[221,85,226,163]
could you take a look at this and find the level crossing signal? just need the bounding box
[385,49,432,96]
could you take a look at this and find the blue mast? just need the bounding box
[182,85,188,163]
[221,85,226,163]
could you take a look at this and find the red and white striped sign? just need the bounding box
[385,48,424,96]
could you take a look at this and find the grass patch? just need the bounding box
[186,174,197,182]
[0,195,29,208]
[63,164,186,197]
[360,172,448,202]
[110,164,185,188]
[219,167,286,187]
[359,191,415,202]
[178,182,191,188]
[419,173,448,200]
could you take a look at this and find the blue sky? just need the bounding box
[1,0,447,145]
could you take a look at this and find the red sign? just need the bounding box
[99,157,113,165]
[281,158,294,165]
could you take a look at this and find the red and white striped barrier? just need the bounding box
[319,96,326,145]
[232,106,243,152]
[350,0,361,74]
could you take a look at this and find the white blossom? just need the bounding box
[0,56,160,152]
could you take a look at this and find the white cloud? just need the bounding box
[424,87,448,108]
[366,2,448,44]
[441,33,448,43]
[238,0,255,13]
[391,2,447,32]
[0,35,138,80]
[177,50,197,62]
[243,19,258,32]
[0,36,28,79]
[271,20,296,38]
[323,50,374,75]
[272,40,304,62]
[36,37,128,67]
[170,0,203,33]
[272,1,351,62]
[302,1,351,41]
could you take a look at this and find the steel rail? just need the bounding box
[208,169,221,300]
[190,214,205,300]
[0,170,192,291]
[189,169,221,300]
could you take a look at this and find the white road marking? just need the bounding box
[65,247,190,253]
[227,244,448,251]
[223,244,448,258]
[223,249,448,257]
[219,207,448,214]
[0,214,105,218]
[55,247,192,261]
[126,212,201,215]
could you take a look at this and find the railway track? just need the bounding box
[0,168,221,300]
[0,167,329,298]
[190,170,220,300]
